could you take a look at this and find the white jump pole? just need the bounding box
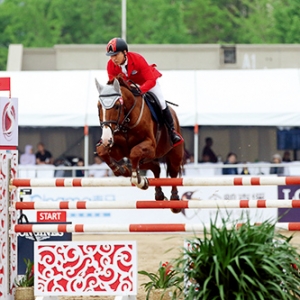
[13,199,300,210]
[10,176,300,187]
[13,222,300,233]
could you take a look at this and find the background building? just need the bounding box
[6,44,300,164]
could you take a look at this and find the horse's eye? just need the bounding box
[115,104,120,110]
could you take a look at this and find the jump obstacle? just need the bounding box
[7,176,300,299]
[10,175,300,187]
[6,165,300,298]
[3,93,300,299]
[13,199,300,209]
[13,222,300,233]
[5,167,300,299]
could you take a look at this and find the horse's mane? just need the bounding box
[107,74,131,91]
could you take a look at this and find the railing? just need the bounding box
[182,162,297,177]
[17,162,300,178]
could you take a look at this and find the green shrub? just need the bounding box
[175,215,300,300]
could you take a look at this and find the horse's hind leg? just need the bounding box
[165,150,184,213]
[153,162,166,200]
[170,186,180,200]
[166,159,182,201]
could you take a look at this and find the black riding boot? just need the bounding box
[162,106,184,147]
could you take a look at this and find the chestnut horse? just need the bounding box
[95,75,184,212]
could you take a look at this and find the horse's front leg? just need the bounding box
[129,140,155,189]
[96,144,131,177]
[141,160,166,200]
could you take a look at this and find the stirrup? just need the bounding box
[171,131,184,147]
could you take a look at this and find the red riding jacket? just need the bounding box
[107,52,162,94]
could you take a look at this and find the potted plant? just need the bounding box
[138,261,184,299]
[14,258,34,300]
[174,214,300,300]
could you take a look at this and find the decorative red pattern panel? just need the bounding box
[35,241,137,296]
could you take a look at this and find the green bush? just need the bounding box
[175,215,300,300]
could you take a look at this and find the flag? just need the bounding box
[0,77,10,91]
[0,77,11,98]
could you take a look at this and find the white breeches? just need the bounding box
[149,80,166,110]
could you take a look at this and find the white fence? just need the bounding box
[17,162,300,179]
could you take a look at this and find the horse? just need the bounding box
[95,75,184,213]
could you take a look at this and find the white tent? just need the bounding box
[1,68,300,128]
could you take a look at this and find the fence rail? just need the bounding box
[17,162,300,178]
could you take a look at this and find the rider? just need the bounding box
[105,37,184,147]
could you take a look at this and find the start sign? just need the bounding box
[37,211,67,222]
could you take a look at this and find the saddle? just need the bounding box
[143,92,164,126]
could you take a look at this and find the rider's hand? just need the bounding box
[130,86,142,97]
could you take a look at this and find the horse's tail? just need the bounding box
[166,161,184,178]
[164,106,184,178]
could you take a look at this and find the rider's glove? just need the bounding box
[131,87,142,97]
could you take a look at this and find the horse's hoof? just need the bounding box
[131,173,149,190]
[171,208,182,214]
[155,193,167,201]
[170,197,181,214]
[170,194,180,201]
[140,177,149,190]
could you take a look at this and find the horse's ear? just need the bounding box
[113,78,121,93]
[95,78,104,94]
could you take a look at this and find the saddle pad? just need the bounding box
[143,92,164,125]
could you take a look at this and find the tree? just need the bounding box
[272,0,300,43]
[127,0,190,44]
[1,0,300,70]
[231,0,277,43]
[183,0,236,43]
[0,0,122,69]
[46,0,121,44]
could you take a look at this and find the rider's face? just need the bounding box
[110,52,126,66]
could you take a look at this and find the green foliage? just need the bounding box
[271,0,300,43]
[1,0,300,69]
[231,0,277,43]
[0,47,8,70]
[175,215,300,300]
[0,0,121,47]
[138,261,183,299]
[15,258,34,287]
[127,0,190,44]
[183,0,236,43]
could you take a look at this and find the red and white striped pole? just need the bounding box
[10,176,300,188]
[13,199,300,210]
[13,222,300,233]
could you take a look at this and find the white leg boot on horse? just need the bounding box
[131,170,149,190]
[162,105,184,147]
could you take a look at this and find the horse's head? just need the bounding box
[95,76,136,147]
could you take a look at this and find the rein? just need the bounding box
[128,95,145,129]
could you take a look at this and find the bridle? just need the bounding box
[99,90,145,134]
